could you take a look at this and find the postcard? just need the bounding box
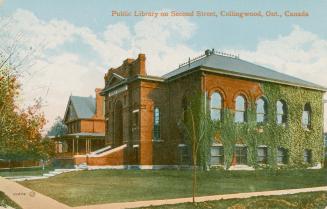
[0,1,326,209]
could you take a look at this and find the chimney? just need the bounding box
[95,88,104,118]
[138,54,146,75]
[129,54,147,77]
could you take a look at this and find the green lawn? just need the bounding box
[139,192,327,209]
[0,167,52,177]
[0,191,22,209]
[19,169,327,206]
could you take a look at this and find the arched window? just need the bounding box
[302,103,311,129]
[256,97,267,123]
[235,95,246,123]
[276,100,287,125]
[153,107,160,140]
[210,92,223,121]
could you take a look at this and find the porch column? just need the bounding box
[77,138,79,154]
[72,138,75,154]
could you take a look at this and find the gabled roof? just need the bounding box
[107,73,125,85]
[64,96,96,121]
[163,52,326,91]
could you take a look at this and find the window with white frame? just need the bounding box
[153,107,160,140]
[302,103,311,129]
[235,146,247,165]
[257,146,268,164]
[304,149,312,163]
[256,97,267,123]
[277,147,288,164]
[276,100,287,125]
[235,95,246,123]
[210,145,224,165]
[210,92,223,121]
[179,145,189,165]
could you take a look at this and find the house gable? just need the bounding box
[63,101,78,122]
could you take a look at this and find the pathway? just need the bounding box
[0,176,326,209]
[75,186,327,209]
[4,169,79,182]
[0,176,70,209]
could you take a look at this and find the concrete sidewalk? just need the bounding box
[0,176,70,209]
[1,176,326,209]
[75,186,327,209]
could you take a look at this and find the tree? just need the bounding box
[179,91,214,203]
[0,71,48,164]
[47,116,67,137]
[0,17,50,166]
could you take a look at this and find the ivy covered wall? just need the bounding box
[215,81,325,169]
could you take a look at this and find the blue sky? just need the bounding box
[0,0,326,130]
[2,0,327,50]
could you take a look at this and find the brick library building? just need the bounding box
[55,49,326,169]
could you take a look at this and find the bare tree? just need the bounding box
[179,91,214,203]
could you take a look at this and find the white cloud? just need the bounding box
[2,9,198,132]
[2,9,327,133]
[225,25,327,131]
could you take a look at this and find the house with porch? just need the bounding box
[53,89,106,166]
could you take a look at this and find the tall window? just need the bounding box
[302,103,311,129]
[235,146,247,165]
[210,92,223,121]
[277,147,288,164]
[235,95,246,123]
[256,97,267,123]
[210,146,224,165]
[304,149,312,163]
[257,147,268,164]
[153,107,160,140]
[133,111,139,127]
[179,145,189,165]
[276,100,287,125]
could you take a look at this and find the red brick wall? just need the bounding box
[94,88,104,118]
[74,155,87,165]
[0,160,40,168]
[87,147,125,166]
[203,72,263,109]
[80,119,105,133]
[102,54,264,166]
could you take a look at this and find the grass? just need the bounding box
[19,168,327,206]
[0,191,22,209]
[138,191,327,209]
[0,166,52,177]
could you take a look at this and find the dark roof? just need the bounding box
[163,53,326,91]
[70,96,95,119]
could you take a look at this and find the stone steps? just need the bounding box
[5,168,80,182]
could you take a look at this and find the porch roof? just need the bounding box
[53,132,105,140]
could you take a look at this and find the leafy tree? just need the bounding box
[179,91,214,203]
[0,18,51,166]
[47,116,67,137]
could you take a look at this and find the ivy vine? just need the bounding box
[214,82,324,169]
